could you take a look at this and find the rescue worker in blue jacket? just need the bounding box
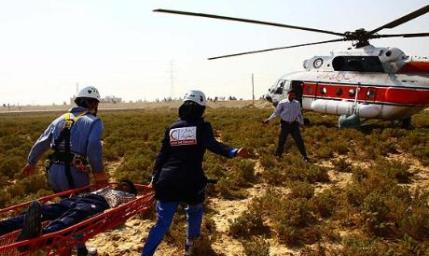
[142,90,250,256]
[21,86,109,256]
[22,86,109,190]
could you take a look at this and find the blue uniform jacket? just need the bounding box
[27,106,104,192]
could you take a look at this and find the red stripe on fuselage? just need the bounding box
[302,82,429,106]
[398,61,429,73]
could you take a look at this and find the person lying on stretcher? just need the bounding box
[0,179,137,241]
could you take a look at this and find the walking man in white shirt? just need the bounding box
[263,90,309,161]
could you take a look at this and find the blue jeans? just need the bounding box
[141,201,203,256]
[0,195,109,236]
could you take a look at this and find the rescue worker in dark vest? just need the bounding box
[21,86,109,256]
[142,90,250,256]
[263,89,309,161]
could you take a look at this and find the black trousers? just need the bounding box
[276,121,307,158]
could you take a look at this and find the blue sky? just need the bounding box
[0,0,428,105]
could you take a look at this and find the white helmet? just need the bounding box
[75,86,101,102]
[183,90,207,106]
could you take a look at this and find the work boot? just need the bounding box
[77,247,88,256]
[77,246,98,256]
[17,201,42,251]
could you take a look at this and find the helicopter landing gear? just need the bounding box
[401,117,412,129]
[392,117,412,129]
[338,114,361,128]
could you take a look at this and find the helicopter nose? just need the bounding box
[264,95,272,102]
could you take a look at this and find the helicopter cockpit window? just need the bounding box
[275,87,283,94]
[274,80,285,94]
[348,88,356,97]
[332,56,384,73]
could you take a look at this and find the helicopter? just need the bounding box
[153,5,429,128]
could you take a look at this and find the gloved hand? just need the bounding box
[236,148,253,158]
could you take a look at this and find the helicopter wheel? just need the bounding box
[400,117,412,129]
[338,114,361,128]
[391,117,412,129]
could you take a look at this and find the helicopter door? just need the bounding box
[291,80,304,106]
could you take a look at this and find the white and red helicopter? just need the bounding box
[154,5,429,127]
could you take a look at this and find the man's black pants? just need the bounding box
[276,120,307,158]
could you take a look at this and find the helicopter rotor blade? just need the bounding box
[208,38,345,60]
[374,32,429,38]
[153,9,344,37]
[369,5,429,34]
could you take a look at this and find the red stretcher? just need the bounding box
[0,183,154,256]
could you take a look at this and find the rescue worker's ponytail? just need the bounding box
[179,101,205,121]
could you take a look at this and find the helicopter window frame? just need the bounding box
[332,56,384,73]
[274,80,286,95]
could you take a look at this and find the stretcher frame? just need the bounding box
[0,183,154,256]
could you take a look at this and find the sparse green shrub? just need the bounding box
[393,234,429,256]
[215,177,247,200]
[362,192,396,237]
[277,156,329,183]
[301,165,330,183]
[242,237,270,256]
[271,198,317,245]
[230,159,256,186]
[299,244,328,256]
[373,158,413,184]
[333,236,390,256]
[259,154,276,169]
[332,158,352,172]
[289,181,314,199]
[398,192,429,241]
[229,211,268,239]
[261,166,287,186]
[310,188,338,218]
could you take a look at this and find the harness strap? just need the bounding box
[55,112,87,189]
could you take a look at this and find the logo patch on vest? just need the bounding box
[170,127,197,146]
